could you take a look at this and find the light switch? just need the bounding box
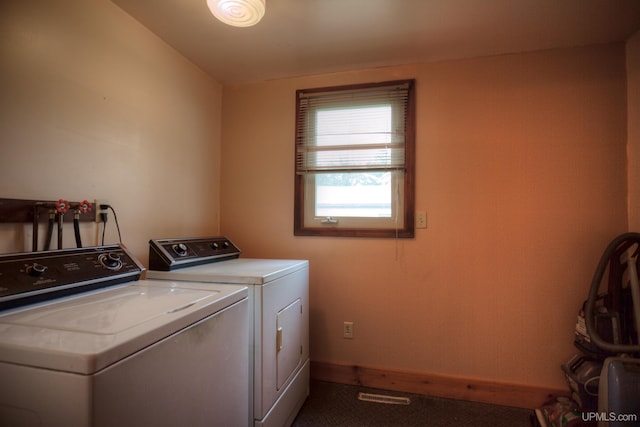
[416,211,427,229]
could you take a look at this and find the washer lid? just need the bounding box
[147,258,308,285]
[0,281,247,374]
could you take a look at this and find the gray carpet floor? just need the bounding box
[292,381,534,426]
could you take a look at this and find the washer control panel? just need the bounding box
[148,237,241,271]
[0,245,144,311]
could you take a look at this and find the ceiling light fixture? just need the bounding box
[207,0,265,27]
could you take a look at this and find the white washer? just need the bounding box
[0,245,249,427]
[147,237,309,427]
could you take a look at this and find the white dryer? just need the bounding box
[0,245,249,427]
[147,237,309,427]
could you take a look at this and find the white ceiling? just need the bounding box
[111,0,640,85]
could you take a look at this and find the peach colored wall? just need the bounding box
[629,31,640,230]
[0,0,632,393]
[0,0,223,262]
[220,44,628,388]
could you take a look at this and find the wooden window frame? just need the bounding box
[294,79,416,238]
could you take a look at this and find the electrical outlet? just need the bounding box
[95,199,109,222]
[416,211,427,229]
[343,321,354,339]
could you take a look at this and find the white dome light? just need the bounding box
[207,0,265,27]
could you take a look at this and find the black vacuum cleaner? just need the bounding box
[583,233,640,426]
[536,233,640,427]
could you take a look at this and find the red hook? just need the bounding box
[55,199,69,214]
[77,200,92,214]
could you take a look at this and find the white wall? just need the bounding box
[0,0,223,262]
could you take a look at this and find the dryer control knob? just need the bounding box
[26,263,47,277]
[173,243,188,256]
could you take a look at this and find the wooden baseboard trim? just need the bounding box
[310,361,568,409]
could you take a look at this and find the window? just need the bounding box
[294,79,415,237]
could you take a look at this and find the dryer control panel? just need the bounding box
[0,245,145,311]
[148,237,241,271]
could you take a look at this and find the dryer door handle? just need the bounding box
[276,327,283,351]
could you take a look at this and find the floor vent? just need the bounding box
[357,392,411,405]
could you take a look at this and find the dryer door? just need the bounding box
[276,298,302,390]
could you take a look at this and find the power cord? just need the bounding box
[100,204,122,245]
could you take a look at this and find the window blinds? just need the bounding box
[296,81,411,174]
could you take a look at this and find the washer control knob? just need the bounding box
[211,242,219,250]
[222,241,230,248]
[172,243,188,256]
[100,253,122,270]
[27,263,47,277]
